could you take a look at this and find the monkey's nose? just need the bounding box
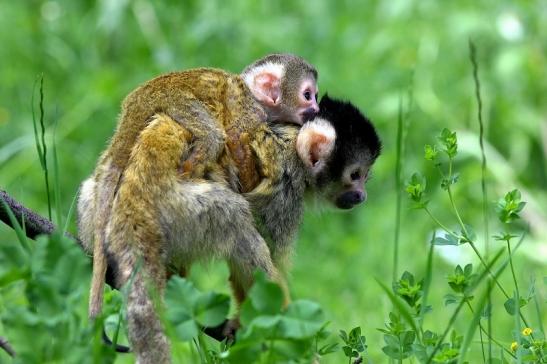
[335,190,366,209]
[302,108,318,122]
[312,103,319,113]
[349,190,365,204]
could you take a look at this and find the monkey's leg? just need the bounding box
[107,204,171,364]
[103,115,194,364]
[166,101,226,179]
[78,176,112,320]
[227,226,290,305]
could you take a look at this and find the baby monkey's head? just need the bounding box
[242,53,319,125]
[296,95,382,209]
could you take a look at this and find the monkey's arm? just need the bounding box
[166,101,226,179]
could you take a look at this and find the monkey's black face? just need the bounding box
[318,163,371,210]
[315,94,382,210]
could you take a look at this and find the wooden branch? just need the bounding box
[0,189,82,248]
[0,336,15,357]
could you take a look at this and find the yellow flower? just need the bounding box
[522,327,533,336]
[511,342,518,352]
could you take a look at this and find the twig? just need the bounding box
[0,189,80,245]
[0,336,15,357]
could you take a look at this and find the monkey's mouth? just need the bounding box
[335,200,358,210]
[335,191,366,210]
[301,108,318,123]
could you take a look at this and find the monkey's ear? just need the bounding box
[296,118,336,175]
[252,72,281,106]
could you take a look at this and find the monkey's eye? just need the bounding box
[350,171,361,181]
[314,93,318,101]
[303,90,312,101]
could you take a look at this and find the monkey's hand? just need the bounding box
[226,131,261,193]
[179,153,208,179]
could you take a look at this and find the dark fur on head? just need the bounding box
[316,94,382,186]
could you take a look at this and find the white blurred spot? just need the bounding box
[41,1,61,22]
[497,13,524,41]
[430,229,475,266]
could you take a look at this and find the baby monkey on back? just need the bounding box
[80,54,320,324]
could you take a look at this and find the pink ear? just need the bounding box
[254,72,280,106]
[296,120,336,174]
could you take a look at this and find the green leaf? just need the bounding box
[434,234,460,246]
[339,329,349,343]
[405,172,427,203]
[376,279,420,341]
[318,342,339,356]
[165,276,200,312]
[424,144,438,161]
[496,189,527,223]
[279,300,325,339]
[194,291,230,327]
[441,173,459,190]
[343,346,358,358]
[393,271,423,309]
[247,271,284,315]
[444,293,461,306]
[347,326,366,352]
[503,297,529,316]
[173,319,200,342]
[438,128,458,158]
[460,225,476,243]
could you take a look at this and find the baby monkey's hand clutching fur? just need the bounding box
[79,95,381,363]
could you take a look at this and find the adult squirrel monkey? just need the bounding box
[78,95,381,363]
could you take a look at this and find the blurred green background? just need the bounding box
[0,0,545,362]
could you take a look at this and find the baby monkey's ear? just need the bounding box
[253,72,280,106]
[296,117,336,175]
[243,63,284,107]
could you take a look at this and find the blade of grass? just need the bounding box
[53,107,62,227]
[31,75,44,170]
[532,276,545,336]
[393,94,403,282]
[0,198,31,253]
[469,37,492,363]
[392,72,414,283]
[419,234,435,330]
[63,190,79,236]
[514,289,522,364]
[31,74,52,220]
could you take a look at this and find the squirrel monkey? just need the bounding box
[78,54,319,321]
[79,95,381,362]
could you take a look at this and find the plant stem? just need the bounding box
[393,94,403,282]
[423,207,460,239]
[506,239,520,298]
[465,301,516,358]
[447,189,467,236]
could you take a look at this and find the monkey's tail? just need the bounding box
[89,231,107,320]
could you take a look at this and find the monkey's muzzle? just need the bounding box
[335,190,366,210]
[301,107,319,123]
